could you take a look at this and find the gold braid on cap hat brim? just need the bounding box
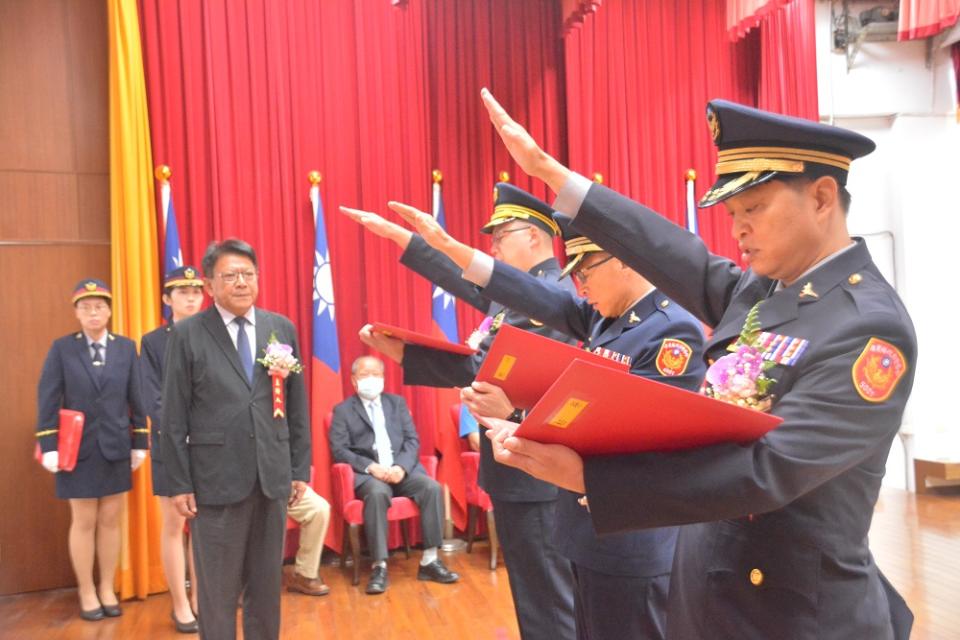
[564,236,603,257]
[487,204,561,236]
[164,278,205,288]
[715,146,852,174]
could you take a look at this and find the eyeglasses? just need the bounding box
[491,225,532,245]
[76,303,109,314]
[217,270,258,284]
[571,255,614,285]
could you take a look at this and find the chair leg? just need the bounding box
[348,524,362,586]
[400,520,411,559]
[486,510,498,571]
[465,505,477,553]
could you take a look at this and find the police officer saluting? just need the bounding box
[478,90,917,640]
[36,279,148,621]
[387,204,706,639]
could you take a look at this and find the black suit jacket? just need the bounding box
[160,306,310,505]
[328,393,425,489]
[37,332,147,460]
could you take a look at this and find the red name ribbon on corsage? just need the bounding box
[256,332,304,421]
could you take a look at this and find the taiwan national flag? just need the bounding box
[311,178,344,550]
[159,176,184,319]
[431,175,467,532]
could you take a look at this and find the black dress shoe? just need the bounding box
[101,603,122,617]
[79,607,104,622]
[417,559,460,584]
[365,565,388,595]
[172,611,199,634]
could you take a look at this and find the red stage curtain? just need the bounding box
[898,0,960,40]
[563,0,758,264]
[138,1,569,543]
[727,0,793,40]
[757,0,819,118]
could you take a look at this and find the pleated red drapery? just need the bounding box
[563,0,758,265]
[898,0,960,40]
[137,0,569,547]
[757,0,819,119]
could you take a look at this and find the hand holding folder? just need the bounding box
[474,324,629,410]
[515,360,782,456]
[370,322,475,356]
[34,409,84,472]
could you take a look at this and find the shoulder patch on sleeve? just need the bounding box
[852,337,907,403]
[656,339,693,377]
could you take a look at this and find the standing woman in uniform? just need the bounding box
[36,279,148,621]
[140,267,204,634]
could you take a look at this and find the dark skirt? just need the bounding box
[150,456,175,497]
[55,445,131,499]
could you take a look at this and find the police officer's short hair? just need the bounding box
[779,168,853,213]
[201,238,259,277]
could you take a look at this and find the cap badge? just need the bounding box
[184,268,196,279]
[84,282,97,291]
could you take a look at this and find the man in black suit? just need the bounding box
[162,239,311,640]
[328,355,458,595]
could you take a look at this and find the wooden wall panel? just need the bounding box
[0,0,75,173]
[0,0,110,596]
[0,172,81,241]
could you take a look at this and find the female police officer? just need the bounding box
[36,279,148,620]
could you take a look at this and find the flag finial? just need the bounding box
[308,170,322,185]
[498,170,510,183]
[592,172,604,184]
[686,169,697,181]
[432,169,443,184]
[155,165,171,181]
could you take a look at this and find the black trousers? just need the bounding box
[191,484,287,640]
[493,498,576,640]
[355,471,444,562]
[572,563,669,640]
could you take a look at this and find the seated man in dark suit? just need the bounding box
[329,355,459,594]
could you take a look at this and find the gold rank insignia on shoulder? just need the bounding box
[108,333,115,341]
[75,333,83,339]
[799,282,818,299]
[629,311,641,323]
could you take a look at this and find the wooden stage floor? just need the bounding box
[1,486,957,639]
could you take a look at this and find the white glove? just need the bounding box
[131,449,148,471]
[41,451,59,473]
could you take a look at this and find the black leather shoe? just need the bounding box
[417,559,459,584]
[79,607,104,622]
[172,611,199,634]
[365,565,388,595]
[102,603,122,617]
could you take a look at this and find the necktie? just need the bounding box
[234,317,254,384]
[91,343,104,380]
[366,400,394,467]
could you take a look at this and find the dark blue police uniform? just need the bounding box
[36,281,147,499]
[557,101,916,640]
[477,227,706,640]
[399,184,577,640]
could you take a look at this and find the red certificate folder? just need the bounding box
[370,322,476,357]
[34,409,85,471]
[475,324,629,410]
[516,360,782,456]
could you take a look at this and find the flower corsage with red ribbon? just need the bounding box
[257,333,303,419]
[704,302,777,412]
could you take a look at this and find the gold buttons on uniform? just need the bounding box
[749,568,764,586]
[848,273,862,285]
[660,300,670,308]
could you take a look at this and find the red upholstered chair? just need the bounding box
[326,412,439,585]
[450,403,498,570]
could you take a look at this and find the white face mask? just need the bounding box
[356,376,384,401]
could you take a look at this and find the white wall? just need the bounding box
[815,0,960,490]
